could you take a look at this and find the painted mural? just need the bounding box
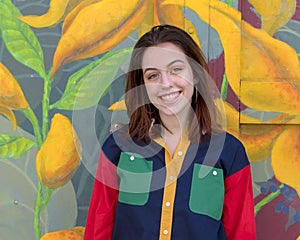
[0,0,300,239]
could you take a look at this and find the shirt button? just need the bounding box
[163,230,168,235]
[213,170,217,176]
[130,156,135,161]
[165,201,171,207]
[169,176,174,181]
[177,151,183,156]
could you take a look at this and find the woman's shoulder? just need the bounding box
[208,131,245,151]
[221,132,249,174]
[103,124,149,152]
[103,124,130,148]
[99,125,131,165]
[224,131,245,149]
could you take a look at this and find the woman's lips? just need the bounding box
[159,91,181,103]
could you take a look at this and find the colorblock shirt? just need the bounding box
[84,129,256,240]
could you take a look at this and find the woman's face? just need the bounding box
[142,42,195,119]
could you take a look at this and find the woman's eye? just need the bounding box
[170,66,183,74]
[147,73,159,80]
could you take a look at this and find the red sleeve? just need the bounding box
[222,165,256,240]
[84,151,119,240]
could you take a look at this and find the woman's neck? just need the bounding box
[159,108,191,134]
[159,112,190,156]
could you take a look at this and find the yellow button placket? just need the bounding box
[155,134,190,240]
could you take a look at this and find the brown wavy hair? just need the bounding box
[125,25,222,143]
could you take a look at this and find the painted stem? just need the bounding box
[40,188,55,211]
[42,74,52,140]
[34,181,43,240]
[33,72,53,239]
[226,0,234,5]
[254,184,284,215]
[219,1,233,100]
[220,74,228,100]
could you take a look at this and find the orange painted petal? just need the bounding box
[228,124,285,162]
[108,100,126,111]
[158,1,202,48]
[18,0,70,28]
[240,22,300,91]
[240,81,300,115]
[62,0,101,34]
[70,226,85,237]
[0,106,17,130]
[0,62,28,109]
[51,0,149,77]
[271,125,300,196]
[216,100,284,162]
[137,0,155,37]
[158,0,184,27]
[0,63,14,97]
[216,99,282,162]
[36,114,81,188]
[41,229,83,240]
[248,0,296,35]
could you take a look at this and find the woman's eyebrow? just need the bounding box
[167,59,184,67]
[143,67,157,74]
[143,59,185,74]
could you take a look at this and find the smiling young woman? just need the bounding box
[84,25,256,240]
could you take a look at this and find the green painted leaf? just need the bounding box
[52,48,132,110]
[0,0,46,78]
[0,0,17,14]
[0,134,36,159]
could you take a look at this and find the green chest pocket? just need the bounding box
[117,152,153,206]
[189,163,224,220]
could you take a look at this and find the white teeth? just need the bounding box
[161,92,179,100]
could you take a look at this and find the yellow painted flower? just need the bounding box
[60,0,101,33]
[36,113,81,189]
[41,226,85,240]
[50,0,150,76]
[18,0,84,28]
[228,124,285,162]
[108,99,126,111]
[137,0,201,47]
[215,100,284,162]
[271,125,300,196]
[0,62,28,129]
[248,0,296,35]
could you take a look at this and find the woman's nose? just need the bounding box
[160,71,173,86]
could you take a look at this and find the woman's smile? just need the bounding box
[159,90,181,102]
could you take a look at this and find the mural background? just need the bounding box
[0,0,300,239]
